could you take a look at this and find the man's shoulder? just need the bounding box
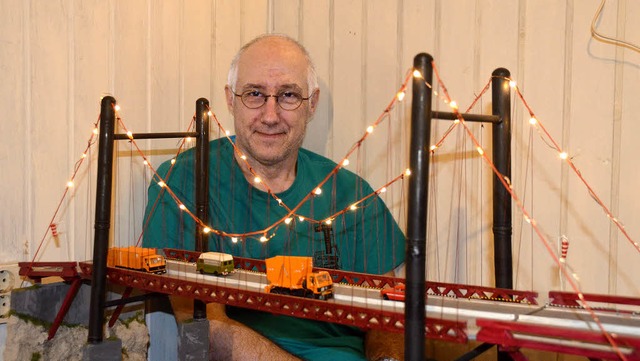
[298,147,335,167]
[298,148,373,189]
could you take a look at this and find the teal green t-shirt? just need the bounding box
[143,137,405,360]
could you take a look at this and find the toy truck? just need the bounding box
[107,246,166,274]
[196,251,234,275]
[264,256,333,300]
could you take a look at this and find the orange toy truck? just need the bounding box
[264,256,333,300]
[107,246,166,274]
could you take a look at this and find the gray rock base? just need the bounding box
[82,339,123,361]
[177,319,209,361]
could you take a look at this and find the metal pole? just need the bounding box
[405,53,433,361]
[193,98,210,320]
[491,68,514,361]
[87,96,116,343]
[491,68,512,290]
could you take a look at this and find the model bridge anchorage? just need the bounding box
[18,257,640,360]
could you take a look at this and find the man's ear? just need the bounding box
[224,85,234,112]
[308,88,320,116]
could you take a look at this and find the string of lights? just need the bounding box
[116,69,414,243]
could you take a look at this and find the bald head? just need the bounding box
[227,34,318,95]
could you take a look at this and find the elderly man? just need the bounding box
[143,34,405,361]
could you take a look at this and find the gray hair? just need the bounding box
[227,34,319,95]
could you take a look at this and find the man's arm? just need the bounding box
[169,296,300,361]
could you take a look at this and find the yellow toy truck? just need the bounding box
[264,255,333,300]
[107,246,166,274]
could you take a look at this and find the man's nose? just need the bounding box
[262,96,280,122]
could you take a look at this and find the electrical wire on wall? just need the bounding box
[591,0,640,53]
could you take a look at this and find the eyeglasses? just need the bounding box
[232,89,314,111]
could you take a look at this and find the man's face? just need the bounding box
[225,38,319,167]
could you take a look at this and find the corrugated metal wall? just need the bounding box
[1,0,639,298]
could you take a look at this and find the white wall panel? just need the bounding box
[72,0,111,261]
[0,0,28,262]
[513,0,569,295]
[30,0,71,262]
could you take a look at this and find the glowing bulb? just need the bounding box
[114,105,121,111]
[325,219,332,225]
[231,237,238,243]
[284,217,293,225]
[314,188,322,195]
[225,130,231,136]
[126,131,133,139]
[396,91,406,101]
[453,118,460,124]
[254,176,262,184]
[260,235,268,243]
[240,154,247,160]
[529,117,537,125]
[379,187,387,193]
[66,181,74,188]
[413,69,423,79]
[298,216,305,222]
[202,227,211,234]
[170,158,176,165]
[559,152,568,160]
[185,137,192,142]
[178,204,186,210]
[143,160,148,166]
[509,80,517,88]
[405,169,412,176]
[276,198,283,205]
[429,145,437,151]
[350,204,358,211]
[208,111,213,116]
[476,147,484,155]
[157,181,166,188]
[366,125,374,134]
[342,159,350,167]
[449,101,458,110]
[93,128,99,135]
[81,153,87,158]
